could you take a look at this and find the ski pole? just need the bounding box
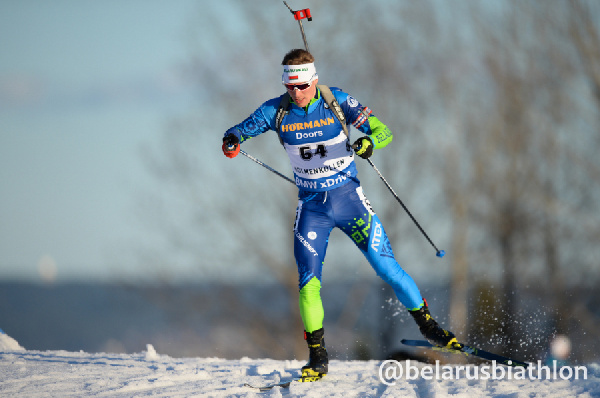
[239,149,295,185]
[366,158,446,258]
[283,1,312,52]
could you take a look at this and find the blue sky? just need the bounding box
[0,1,199,282]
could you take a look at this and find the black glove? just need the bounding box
[223,133,239,147]
[222,134,240,158]
[351,136,374,159]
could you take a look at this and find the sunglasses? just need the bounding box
[283,81,313,91]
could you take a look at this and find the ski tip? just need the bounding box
[436,250,446,258]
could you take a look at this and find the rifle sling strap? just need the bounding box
[275,85,349,145]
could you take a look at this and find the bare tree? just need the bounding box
[455,0,600,357]
[136,0,600,362]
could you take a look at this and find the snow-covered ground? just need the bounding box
[1,332,599,397]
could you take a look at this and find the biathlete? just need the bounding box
[222,49,459,380]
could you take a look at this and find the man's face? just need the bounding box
[285,78,318,108]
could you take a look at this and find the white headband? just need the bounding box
[282,62,318,84]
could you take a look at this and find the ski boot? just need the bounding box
[301,328,328,382]
[409,299,461,349]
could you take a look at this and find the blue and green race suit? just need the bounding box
[225,87,423,332]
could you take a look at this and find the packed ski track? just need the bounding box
[1,333,599,397]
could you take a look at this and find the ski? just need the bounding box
[244,373,324,391]
[401,339,529,368]
[244,379,294,391]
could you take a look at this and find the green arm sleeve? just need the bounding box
[368,116,393,149]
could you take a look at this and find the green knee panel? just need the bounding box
[299,277,324,333]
